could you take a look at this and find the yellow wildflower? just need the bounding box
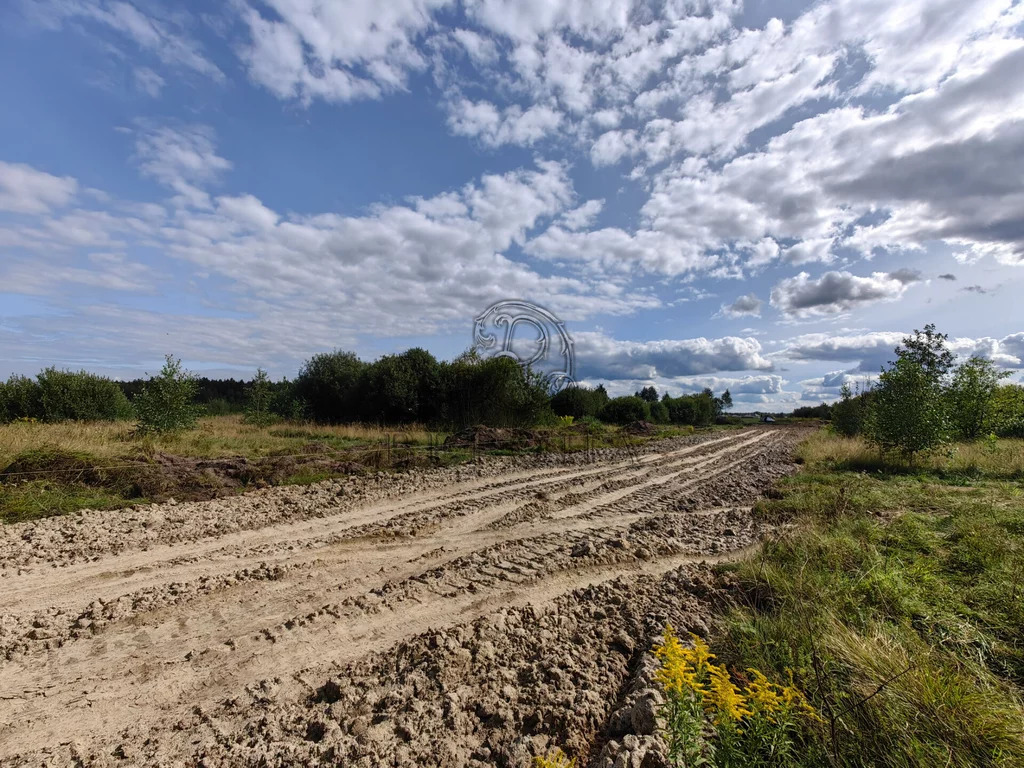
[533,748,576,768]
[686,633,715,675]
[706,663,751,723]
[745,668,783,717]
[653,624,705,696]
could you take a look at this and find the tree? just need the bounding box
[636,386,659,403]
[244,368,274,426]
[894,324,955,382]
[947,356,1009,440]
[134,355,199,434]
[721,389,732,411]
[866,357,948,460]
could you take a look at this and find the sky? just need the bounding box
[1,0,1023,411]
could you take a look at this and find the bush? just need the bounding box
[985,384,1024,438]
[360,348,442,424]
[550,385,609,420]
[294,350,367,424]
[598,396,650,425]
[947,356,1009,440]
[440,353,551,428]
[663,391,716,426]
[648,400,670,424]
[0,370,131,423]
[134,355,199,434]
[866,357,948,460]
[831,384,872,437]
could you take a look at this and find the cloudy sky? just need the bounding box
[1,0,1023,409]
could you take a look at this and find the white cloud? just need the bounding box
[574,331,773,380]
[447,98,562,146]
[132,123,232,208]
[0,161,78,214]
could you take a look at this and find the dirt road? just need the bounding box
[0,427,804,767]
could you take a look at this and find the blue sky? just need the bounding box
[1,0,1023,409]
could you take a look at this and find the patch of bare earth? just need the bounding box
[0,427,807,767]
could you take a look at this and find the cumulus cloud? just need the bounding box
[574,331,773,380]
[770,271,919,318]
[447,99,562,147]
[781,330,1024,372]
[718,293,762,318]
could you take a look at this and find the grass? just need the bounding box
[0,415,723,524]
[713,431,1024,766]
[0,415,441,466]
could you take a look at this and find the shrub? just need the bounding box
[1,370,131,423]
[598,395,650,425]
[947,356,1009,440]
[831,384,872,437]
[550,385,609,420]
[134,355,199,434]
[663,391,716,426]
[360,348,442,424]
[440,353,551,428]
[986,384,1024,438]
[649,400,670,424]
[866,357,948,460]
[294,350,367,424]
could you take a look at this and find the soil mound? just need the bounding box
[444,425,545,450]
[622,420,658,436]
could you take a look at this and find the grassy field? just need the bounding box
[0,415,707,524]
[712,431,1024,766]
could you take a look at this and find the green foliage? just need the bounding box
[294,350,368,424]
[792,402,832,419]
[726,460,1024,767]
[831,383,873,437]
[0,370,131,423]
[662,390,717,426]
[867,356,949,459]
[947,357,1010,440]
[649,400,670,424]
[550,385,609,420]
[635,385,659,403]
[986,384,1024,438]
[244,368,275,426]
[360,348,443,424]
[598,395,650,424]
[134,355,199,434]
[439,353,551,428]
[556,415,574,427]
[894,323,956,381]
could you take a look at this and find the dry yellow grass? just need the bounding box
[0,416,440,466]
[796,429,1024,477]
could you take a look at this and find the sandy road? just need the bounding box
[0,427,804,767]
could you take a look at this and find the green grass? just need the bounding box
[714,432,1024,766]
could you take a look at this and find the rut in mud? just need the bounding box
[0,426,806,767]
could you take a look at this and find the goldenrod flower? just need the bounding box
[533,748,576,768]
[745,668,783,717]
[706,663,752,723]
[653,625,706,696]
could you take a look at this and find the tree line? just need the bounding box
[0,348,737,433]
